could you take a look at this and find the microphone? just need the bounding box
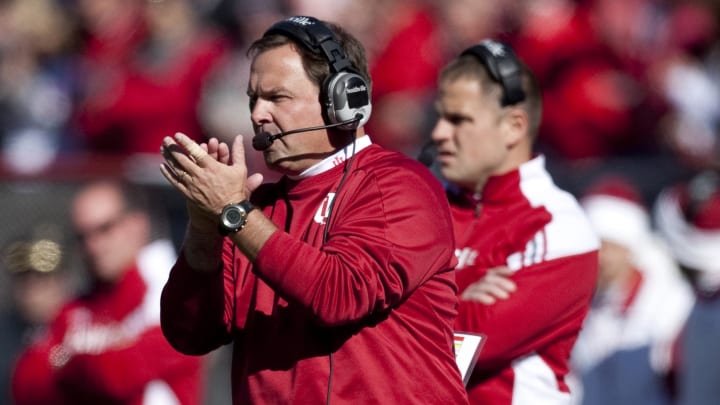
[252,115,363,151]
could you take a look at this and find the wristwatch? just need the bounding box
[219,200,255,235]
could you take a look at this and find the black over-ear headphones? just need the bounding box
[263,16,372,130]
[461,39,526,107]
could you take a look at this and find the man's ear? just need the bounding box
[501,106,528,148]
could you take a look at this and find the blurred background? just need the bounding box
[0,0,718,404]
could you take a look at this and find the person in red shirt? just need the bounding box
[428,39,600,404]
[74,0,229,157]
[11,180,203,405]
[158,15,468,405]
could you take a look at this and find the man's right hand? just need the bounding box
[460,266,517,305]
[160,133,263,233]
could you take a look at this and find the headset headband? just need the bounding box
[461,39,526,106]
[263,16,353,74]
[261,16,372,129]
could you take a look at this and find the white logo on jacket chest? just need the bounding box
[63,307,148,354]
[455,247,478,270]
[314,193,336,225]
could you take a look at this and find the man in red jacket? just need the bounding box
[428,39,600,404]
[11,180,203,405]
[158,15,468,405]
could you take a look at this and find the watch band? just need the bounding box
[236,200,255,215]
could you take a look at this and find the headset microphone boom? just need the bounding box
[251,114,363,151]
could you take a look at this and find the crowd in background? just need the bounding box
[0,0,720,186]
[0,0,717,187]
[1,0,719,404]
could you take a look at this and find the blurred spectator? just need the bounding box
[656,170,720,295]
[511,0,669,161]
[0,0,76,175]
[72,0,147,69]
[654,169,720,405]
[362,0,445,156]
[570,177,694,405]
[0,227,72,404]
[504,0,718,206]
[655,2,720,171]
[11,180,203,404]
[432,0,520,58]
[73,0,230,159]
[655,171,720,405]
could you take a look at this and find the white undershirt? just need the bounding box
[290,135,372,179]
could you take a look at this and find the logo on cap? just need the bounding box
[288,16,314,26]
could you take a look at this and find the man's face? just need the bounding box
[431,77,509,193]
[247,44,333,175]
[71,185,146,284]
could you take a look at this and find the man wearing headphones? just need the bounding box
[429,40,599,404]
[158,16,468,404]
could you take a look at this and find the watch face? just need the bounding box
[220,201,254,234]
[225,207,243,225]
[221,205,247,231]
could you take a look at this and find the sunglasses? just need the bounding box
[75,212,128,242]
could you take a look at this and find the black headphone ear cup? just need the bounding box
[325,71,372,129]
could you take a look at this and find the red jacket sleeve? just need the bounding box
[160,248,236,355]
[455,251,598,369]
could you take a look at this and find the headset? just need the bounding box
[263,16,372,130]
[461,39,526,107]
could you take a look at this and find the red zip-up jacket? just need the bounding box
[451,156,599,405]
[161,140,469,404]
